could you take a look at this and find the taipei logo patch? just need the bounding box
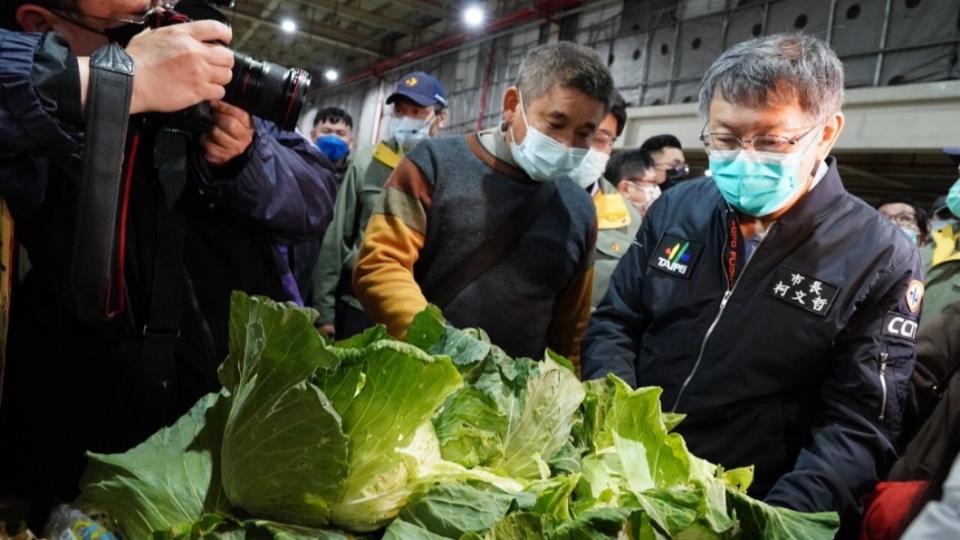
[650,234,703,279]
[768,267,840,317]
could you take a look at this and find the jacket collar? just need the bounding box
[776,156,851,227]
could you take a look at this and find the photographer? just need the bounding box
[0,0,337,515]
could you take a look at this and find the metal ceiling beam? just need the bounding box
[385,0,448,16]
[233,0,283,49]
[228,9,386,58]
[284,0,421,36]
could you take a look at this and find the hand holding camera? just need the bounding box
[125,20,235,114]
[201,100,254,165]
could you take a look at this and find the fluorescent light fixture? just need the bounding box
[280,18,297,33]
[463,5,485,28]
[324,68,340,82]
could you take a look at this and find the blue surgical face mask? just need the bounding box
[392,113,435,151]
[509,92,589,181]
[708,136,818,217]
[947,177,960,220]
[900,226,920,245]
[315,135,350,163]
[570,148,611,189]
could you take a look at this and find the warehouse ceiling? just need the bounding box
[219,0,536,83]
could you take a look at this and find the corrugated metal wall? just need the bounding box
[300,0,960,147]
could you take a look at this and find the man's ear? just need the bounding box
[816,111,845,161]
[17,4,56,32]
[436,109,448,128]
[502,86,519,127]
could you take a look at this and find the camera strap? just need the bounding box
[70,43,135,323]
[136,129,189,422]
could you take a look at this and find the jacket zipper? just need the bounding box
[671,221,778,413]
[878,352,889,421]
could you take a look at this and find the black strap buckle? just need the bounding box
[142,324,181,344]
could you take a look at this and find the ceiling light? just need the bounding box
[280,18,297,34]
[463,5,485,28]
[324,68,340,82]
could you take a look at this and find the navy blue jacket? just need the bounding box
[0,31,337,497]
[582,159,923,527]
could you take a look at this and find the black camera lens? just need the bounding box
[224,53,311,131]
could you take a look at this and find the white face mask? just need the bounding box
[392,113,435,151]
[570,148,611,189]
[508,92,589,181]
[627,183,662,215]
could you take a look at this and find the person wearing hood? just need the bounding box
[310,71,448,338]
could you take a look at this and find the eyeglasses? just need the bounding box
[622,176,657,187]
[699,122,822,154]
[592,131,617,149]
[885,212,918,227]
[655,162,689,176]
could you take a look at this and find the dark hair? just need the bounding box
[516,42,615,112]
[605,149,654,183]
[875,195,929,236]
[609,92,627,137]
[1,0,69,29]
[640,134,683,154]
[698,33,844,119]
[313,107,353,130]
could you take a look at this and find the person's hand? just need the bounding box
[125,21,234,114]
[318,324,336,338]
[200,101,254,165]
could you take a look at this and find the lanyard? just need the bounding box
[724,214,741,289]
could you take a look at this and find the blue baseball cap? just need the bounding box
[386,71,448,110]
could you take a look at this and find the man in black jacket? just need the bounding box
[582,33,923,531]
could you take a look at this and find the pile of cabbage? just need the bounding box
[78,292,839,539]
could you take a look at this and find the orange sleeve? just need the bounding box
[546,266,595,375]
[546,215,598,375]
[352,158,432,338]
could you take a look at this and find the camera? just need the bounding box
[145,0,311,131]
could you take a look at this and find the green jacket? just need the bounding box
[310,138,402,323]
[921,223,960,327]
[591,178,642,308]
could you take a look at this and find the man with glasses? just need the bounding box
[568,93,643,309]
[876,196,928,247]
[640,133,689,189]
[583,34,923,534]
[311,71,448,339]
